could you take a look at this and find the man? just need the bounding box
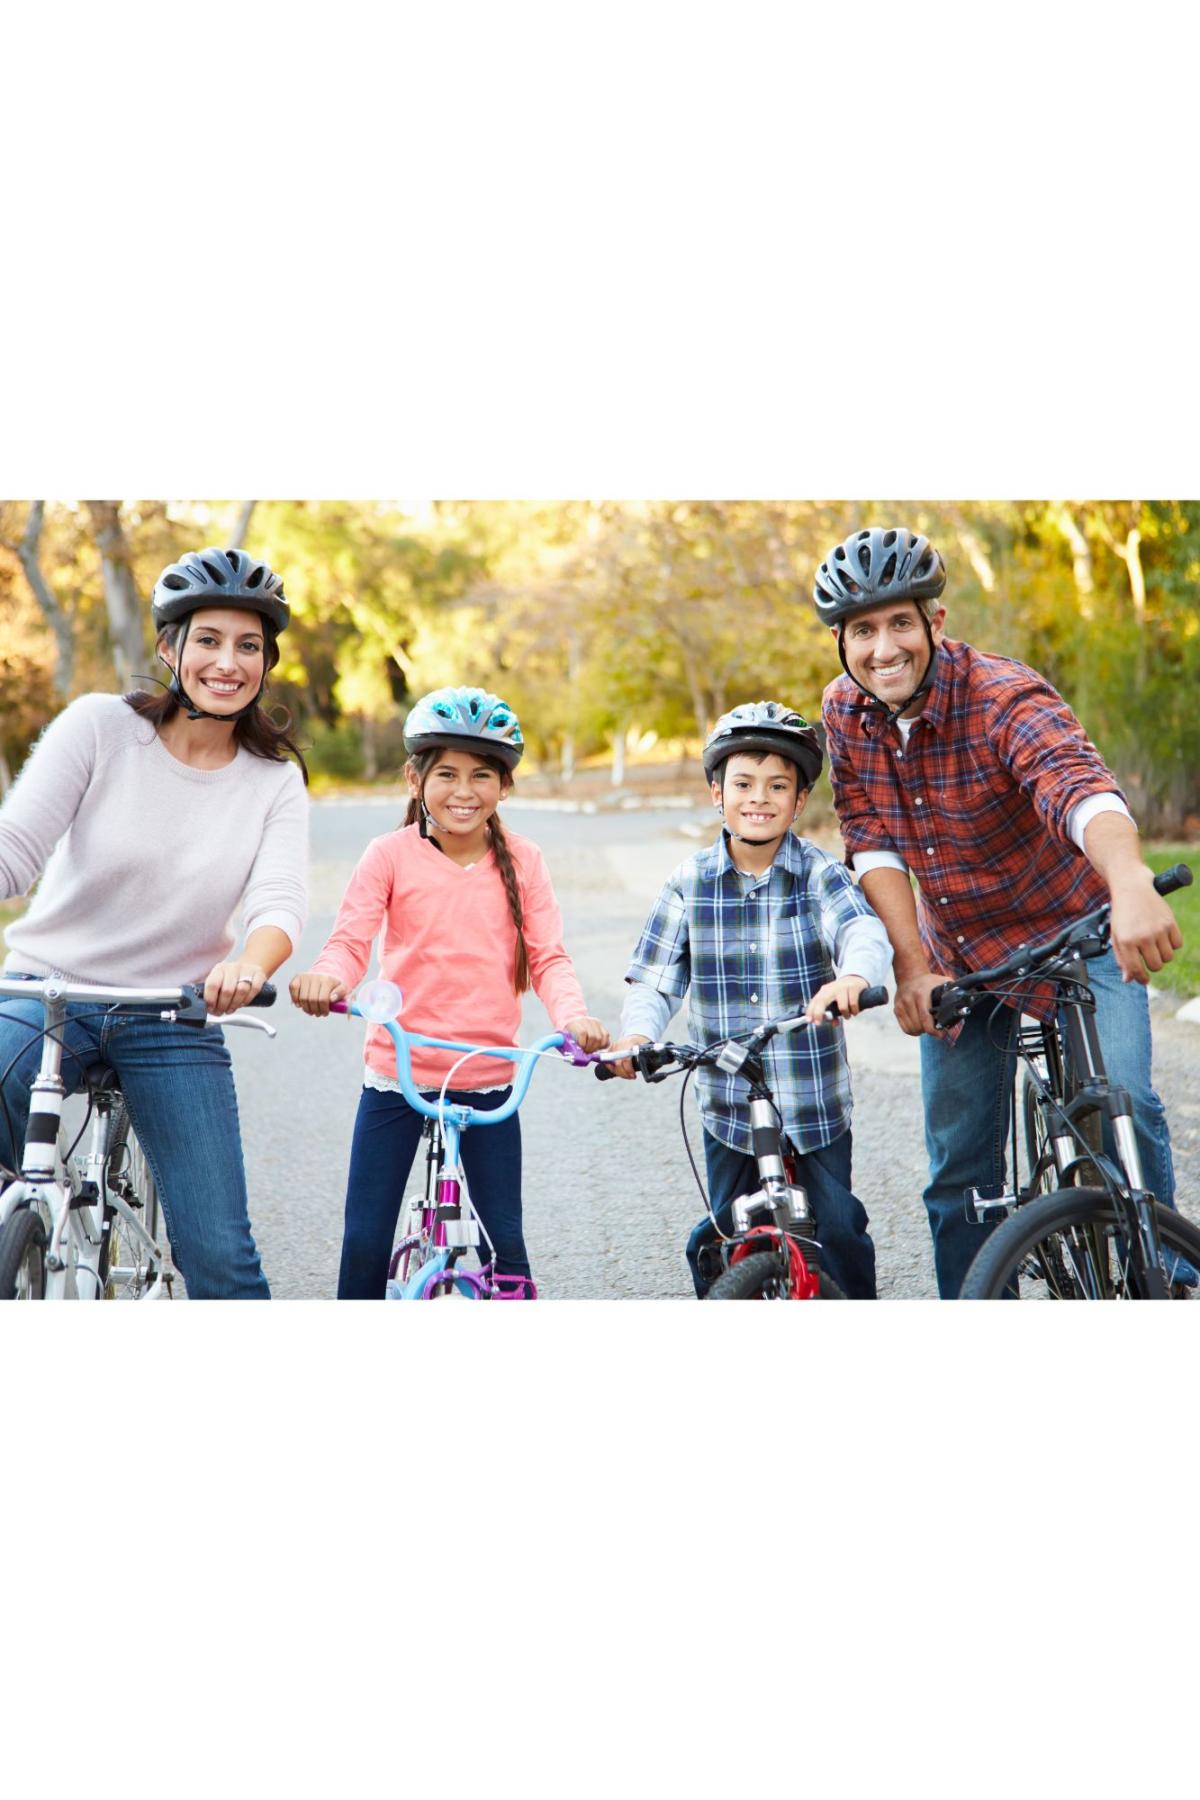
[815,525,1183,1297]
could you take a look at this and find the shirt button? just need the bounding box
[915,797,923,806]
[957,935,965,944]
[939,897,950,906]
[926,846,934,855]
[895,752,904,761]
[750,993,759,1003]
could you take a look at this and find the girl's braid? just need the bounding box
[487,813,531,995]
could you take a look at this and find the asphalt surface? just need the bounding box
[230,798,1200,1300]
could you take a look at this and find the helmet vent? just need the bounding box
[883,529,897,547]
[245,565,264,588]
[200,558,225,584]
[855,541,871,577]
[880,552,897,586]
[163,572,188,591]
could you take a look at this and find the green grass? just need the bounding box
[1144,845,1200,998]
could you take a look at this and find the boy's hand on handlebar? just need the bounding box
[1109,872,1183,983]
[204,960,268,1016]
[563,1014,610,1053]
[289,971,348,1017]
[608,1034,650,1079]
[804,974,868,1024]
[895,972,947,1037]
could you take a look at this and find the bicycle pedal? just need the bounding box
[965,1188,1015,1225]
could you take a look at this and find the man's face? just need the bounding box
[834,601,947,705]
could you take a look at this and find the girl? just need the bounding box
[290,685,608,1298]
[0,546,309,1298]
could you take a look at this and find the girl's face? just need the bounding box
[408,748,509,844]
[167,607,267,716]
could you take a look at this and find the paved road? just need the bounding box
[231,799,1200,1299]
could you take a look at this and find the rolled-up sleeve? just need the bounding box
[241,764,309,949]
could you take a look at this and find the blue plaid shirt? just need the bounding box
[623,829,890,1156]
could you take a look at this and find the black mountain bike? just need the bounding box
[595,986,888,1299]
[930,864,1198,1300]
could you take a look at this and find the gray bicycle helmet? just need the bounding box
[152,546,290,633]
[812,527,946,625]
[403,685,525,771]
[702,701,823,788]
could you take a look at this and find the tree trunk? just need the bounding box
[1051,504,1095,621]
[84,502,146,687]
[9,501,75,696]
[611,725,626,788]
[229,501,256,549]
[361,712,378,781]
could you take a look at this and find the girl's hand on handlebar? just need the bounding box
[562,1014,610,1053]
[607,1034,650,1079]
[289,971,348,1017]
[204,959,268,1016]
[804,975,868,1024]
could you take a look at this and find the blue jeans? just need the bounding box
[920,947,1179,1298]
[337,1085,528,1299]
[0,987,269,1299]
[689,1127,877,1298]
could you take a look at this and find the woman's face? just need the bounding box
[408,748,508,841]
[167,608,267,716]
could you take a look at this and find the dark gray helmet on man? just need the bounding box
[702,701,824,789]
[151,547,290,633]
[812,527,946,625]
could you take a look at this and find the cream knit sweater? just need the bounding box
[0,695,308,986]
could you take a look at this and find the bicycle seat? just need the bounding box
[81,1065,121,1096]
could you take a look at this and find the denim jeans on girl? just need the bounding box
[689,1126,877,1298]
[919,945,1181,1298]
[337,1084,528,1299]
[0,984,269,1299]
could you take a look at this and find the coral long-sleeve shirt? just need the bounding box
[310,823,588,1087]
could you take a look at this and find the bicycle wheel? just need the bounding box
[0,1208,48,1300]
[961,1187,1200,1299]
[97,1106,166,1299]
[706,1248,844,1300]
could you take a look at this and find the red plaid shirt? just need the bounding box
[822,638,1122,1023]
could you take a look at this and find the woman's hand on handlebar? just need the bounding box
[607,1033,650,1079]
[204,959,269,1016]
[562,1014,611,1053]
[289,970,348,1017]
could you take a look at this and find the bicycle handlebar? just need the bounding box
[0,975,276,1023]
[929,861,1192,1028]
[593,983,891,1082]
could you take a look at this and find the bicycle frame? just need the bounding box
[0,974,274,1300]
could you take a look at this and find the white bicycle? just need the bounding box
[0,974,276,1301]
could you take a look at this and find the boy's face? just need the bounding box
[835,600,947,704]
[713,752,805,841]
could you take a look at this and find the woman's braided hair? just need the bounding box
[403,747,531,995]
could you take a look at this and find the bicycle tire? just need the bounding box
[97,1105,165,1299]
[706,1248,844,1300]
[961,1187,1200,1299]
[1021,1066,1058,1198]
[0,1208,48,1300]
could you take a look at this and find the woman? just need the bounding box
[0,546,309,1298]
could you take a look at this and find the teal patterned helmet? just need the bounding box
[403,685,525,770]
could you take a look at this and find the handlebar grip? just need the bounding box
[856,984,889,1012]
[1153,862,1193,897]
[248,981,276,1007]
[929,983,947,1011]
[593,1061,619,1082]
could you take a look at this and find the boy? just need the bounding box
[610,701,892,1297]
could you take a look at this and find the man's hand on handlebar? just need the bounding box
[894,971,949,1038]
[1108,868,1184,983]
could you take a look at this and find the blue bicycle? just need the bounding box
[331,981,599,1299]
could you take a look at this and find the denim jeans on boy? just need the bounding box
[0,984,270,1299]
[920,945,1181,1298]
[337,1084,528,1299]
[689,1127,877,1298]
